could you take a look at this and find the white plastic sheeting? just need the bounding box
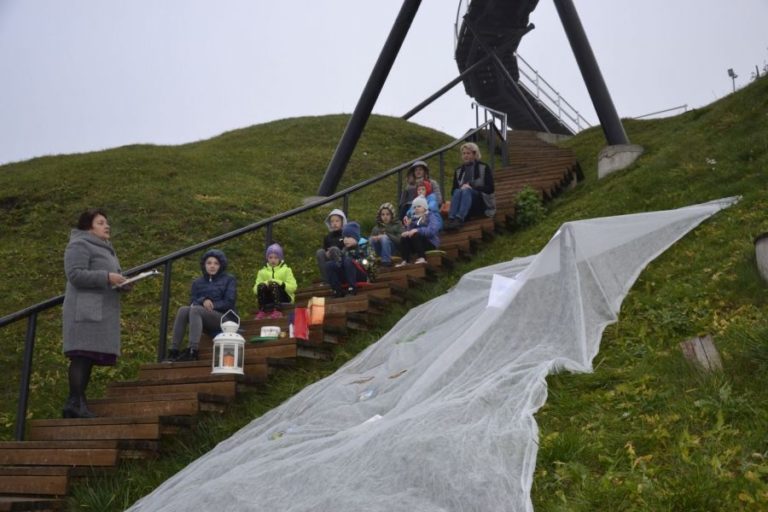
[128,197,737,512]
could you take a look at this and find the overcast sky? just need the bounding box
[1,1,766,165]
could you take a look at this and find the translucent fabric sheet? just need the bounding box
[128,198,737,512]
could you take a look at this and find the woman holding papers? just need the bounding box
[61,208,129,418]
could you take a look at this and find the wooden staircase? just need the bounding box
[0,134,580,511]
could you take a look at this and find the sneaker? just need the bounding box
[379,260,393,267]
[163,348,180,362]
[255,310,268,320]
[414,257,427,265]
[346,286,357,296]
[395,261,408,267]
[332,287,345,298]
[269,309,283,319]
[175,348,198,362]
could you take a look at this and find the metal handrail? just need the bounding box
[1,120,507,440]
[515,53,592,133]
[633,104,688,120]
[472,102,508,142]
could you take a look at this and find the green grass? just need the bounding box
[3,75,768,510]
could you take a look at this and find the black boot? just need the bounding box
[164,348,180,362]
[62,396,96,419]
[77,396,96,418]
[62,396,79,418]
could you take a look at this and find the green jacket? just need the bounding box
[369,221,403,247]
[252,261,297,302]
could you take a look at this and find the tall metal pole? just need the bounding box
[317,0,422,196]
[553,0,629,145]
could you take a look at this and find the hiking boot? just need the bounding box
[175,348,199,362]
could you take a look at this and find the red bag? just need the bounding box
[292,307,309,341]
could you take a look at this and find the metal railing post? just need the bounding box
[157,261,173,362]
[15,313,37,440]
[439,152,446,199]
[265,223,273,247]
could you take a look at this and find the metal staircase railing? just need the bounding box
[515,53,592,133]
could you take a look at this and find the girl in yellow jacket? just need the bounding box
[253,243,297,319]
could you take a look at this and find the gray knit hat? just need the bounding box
[411,197,428,210]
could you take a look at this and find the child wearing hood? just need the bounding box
[253,242,297,320]
[315,208,347,282]
[398,197,440,266]
[166,248,237,361]
[324,221,371,297]
[369,202,402,267]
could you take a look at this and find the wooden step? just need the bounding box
[199,338,299,361]
[88,392,229,418]
[0,496,65,511]
[138,358,268,383]
[106,375,241,399]
[0,467,69,496]
[0,440,120,467]
[28,416,192,442]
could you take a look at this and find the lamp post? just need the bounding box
[727,68,738,92]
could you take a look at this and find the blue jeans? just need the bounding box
[371,236,395,263]
[449,187,480,221]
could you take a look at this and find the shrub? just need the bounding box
[514,186,546,228]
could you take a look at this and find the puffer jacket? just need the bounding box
[252,261,298,302]
[404,211,441,248]
[189,249,237,313]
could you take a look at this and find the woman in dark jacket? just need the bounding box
[445,142,495,230]
[166,249,237,361]
[62,208,130,418]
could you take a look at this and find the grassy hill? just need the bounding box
[2,75,768,510]
[0,114,455,431]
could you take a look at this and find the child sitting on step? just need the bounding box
[166,249,237,362]
[253,242,297,319]
[324,221,371,297]
[369,202,402,267]
[315,208,347,283]
[406,181,443,231]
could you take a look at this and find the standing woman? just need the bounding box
[62,209,129,418]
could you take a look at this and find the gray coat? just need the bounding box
[62,229,122,356]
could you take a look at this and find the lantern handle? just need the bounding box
[220,309,240,328]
